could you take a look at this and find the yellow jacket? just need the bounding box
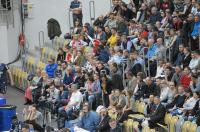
[107,34,117,48]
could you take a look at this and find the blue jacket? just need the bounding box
[191,21,200,36]
[78,111,100,132]
[146,44,158,59]
[98,50,110,63]
[63,73,74,85]
[45,63,57,78]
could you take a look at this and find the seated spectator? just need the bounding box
[45,58,58,78]
[179,92,199,115]
[189,50,200,73]
[77,103,100,131]
[182,47,191,69]
[23,104,43,130]
[111,74,124,92]
[123,90,136,114]
[190,73,200,92]
[171,66,182,86]
[97,45,110,63]
[155,60,165,78]
[64,45,72,63]
[143,77,158,99]
[109,62,122,77]
[96,62,110,76]
[120,33,134,52]
[73,50,86,67]
[115,104,128,124]
[146,94,156,115]
[104,13,117,29]
[167,81,177,99]
[126,51,144,76]
[166,85,186,110]
[156,38,166,61]
[109,48,123,65]
[164,66,174,82]
[109,118,123,132]
[149,6,162,24]
[101,74,113,107]
[96,106,111,132]
[107,27,118,48]
[191,93,200,117]
[93,15,106,28]
[58,84,82,128]
[146,96,166,129]
[69,34,84,50]
[180,67,191,89]
[174,44,185,66]
[57,47,66,63]
[125,71,137,92]
[134,72,146,100]
[63,66,74,87]
[54,84,68,115]
[191,15,200,50]
[31,69,43,105]
[94,26,107,44]
[82,76,94,106]
[159,80,173,106]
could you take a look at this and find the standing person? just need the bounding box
[0,63,13,95]
[70,0,83,26]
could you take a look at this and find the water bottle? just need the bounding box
[18,121,22,130]
[29,128,34,132]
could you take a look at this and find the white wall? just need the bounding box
[0,0,112,63]
[25,0,111,50]
[0,26,9,63]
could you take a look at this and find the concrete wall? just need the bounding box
[0,0,112,63]
[24,0,111,49]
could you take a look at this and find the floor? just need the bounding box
[2,86,57,129]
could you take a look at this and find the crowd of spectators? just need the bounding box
[21,0,200,131]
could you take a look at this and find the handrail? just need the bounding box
[38,31,44,51]
[110,0,113,9]
[143,47,149,77]
[68,9,73,34]
[89,1,95,25]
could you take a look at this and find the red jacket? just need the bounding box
[180,74,191,89]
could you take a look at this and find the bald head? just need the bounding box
[148,39,154,46]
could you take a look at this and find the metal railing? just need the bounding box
[38,31,44,49]
[68,9,73,34]
[89,0,95,25]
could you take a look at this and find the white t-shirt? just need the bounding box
[68,90,83,107]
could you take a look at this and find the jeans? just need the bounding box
[58,107,74,120]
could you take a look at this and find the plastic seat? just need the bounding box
[27,57,35,73]
[196,126,200,132]
[169,116,179,132]
[138,102,146,114]
[135,100,140,112]
[125,119,139,132]
[40,47,47,63]
[165,113,172,125]
[38,61,46,70]
[142,126,150,132]
[181,121,191,132]
[190,122,197,132]
[175,116,185,132]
